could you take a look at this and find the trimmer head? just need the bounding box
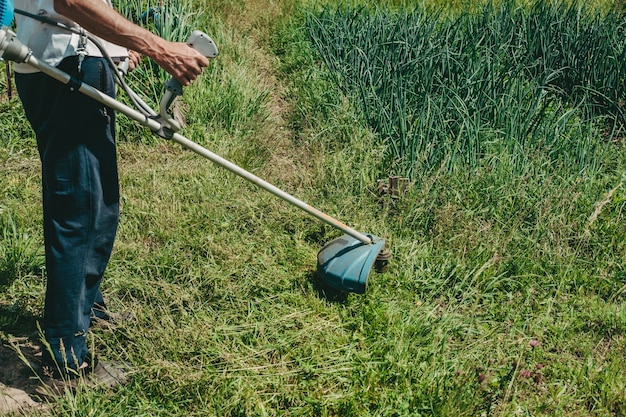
[317,234,387,294]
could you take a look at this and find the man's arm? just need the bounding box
[54,0,209,85]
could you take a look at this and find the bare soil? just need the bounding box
[0,339,48,415]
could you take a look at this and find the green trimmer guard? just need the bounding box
[317,234,386,294]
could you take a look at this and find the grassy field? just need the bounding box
[1,0,626,415]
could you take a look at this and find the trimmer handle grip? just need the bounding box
[188,30,219,58]
[159,30,218,132]
[164,30,218,95]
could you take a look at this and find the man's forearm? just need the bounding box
[53,0,167,60]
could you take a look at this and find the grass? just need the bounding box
[305,0,626,178]
[2,0,626,415]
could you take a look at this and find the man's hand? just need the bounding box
[150,41,209,86]
[127,50,142,72]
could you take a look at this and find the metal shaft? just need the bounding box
[23,54,374,245]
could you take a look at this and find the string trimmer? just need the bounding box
[0,4,390,294]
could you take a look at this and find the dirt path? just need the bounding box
[0,339,48,415]
[215,0,314,186]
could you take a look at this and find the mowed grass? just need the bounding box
[1,0,626,416]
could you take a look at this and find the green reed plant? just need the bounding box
[306,0,626,178]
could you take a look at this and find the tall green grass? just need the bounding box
[306,0,626,178]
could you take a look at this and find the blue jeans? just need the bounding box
[16,56,119,372]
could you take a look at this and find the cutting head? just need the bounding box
[317,233,386,294]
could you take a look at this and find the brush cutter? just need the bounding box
[0,8,390,293]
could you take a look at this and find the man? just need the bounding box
[13,0,209,388]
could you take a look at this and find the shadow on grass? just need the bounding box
[0,303,39,336]
[308,271,349,303]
